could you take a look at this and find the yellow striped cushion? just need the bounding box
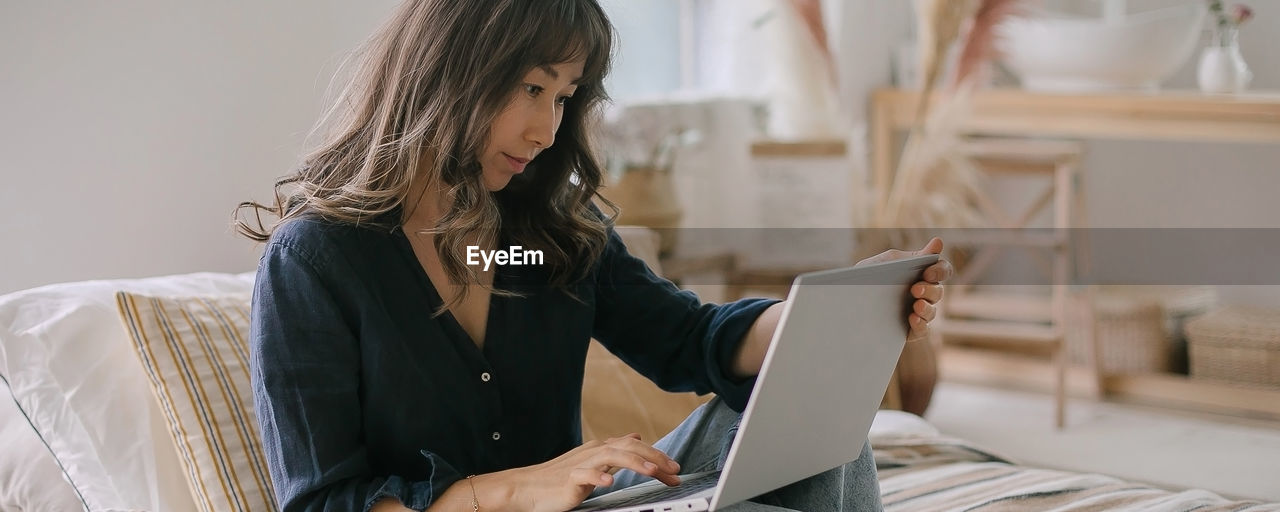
[115,292,277,512]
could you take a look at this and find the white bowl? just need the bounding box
[997,3,1207,92]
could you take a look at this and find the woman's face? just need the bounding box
[479,59,585,191]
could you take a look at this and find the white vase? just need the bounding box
[1197,27,1252,94]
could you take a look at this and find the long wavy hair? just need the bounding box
[234,0,616,306]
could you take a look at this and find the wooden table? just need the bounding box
[871,87,1280,214]
[870,87,1280,419]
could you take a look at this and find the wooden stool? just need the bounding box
[934,138,1102,429]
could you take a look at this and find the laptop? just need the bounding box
[573,253,940,512]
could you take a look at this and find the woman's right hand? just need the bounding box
[508,432,682,512]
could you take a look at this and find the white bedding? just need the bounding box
[0,378,82,511]
[0,272,256,512]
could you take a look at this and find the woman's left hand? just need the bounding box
[856,237,953,341]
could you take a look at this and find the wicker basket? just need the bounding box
[1066,286,1218,374]
[1067,293,1166,373]
[1185,306,1280,390]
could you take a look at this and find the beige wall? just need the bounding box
[0,1,397,294]
[3,0,1277,306]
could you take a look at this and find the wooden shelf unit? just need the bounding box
[872,87,1280,420]
[871,88,1280,214]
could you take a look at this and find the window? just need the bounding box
[602,0,843,102]
[598,0,684,101]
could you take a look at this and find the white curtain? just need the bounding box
[693,0,847,140]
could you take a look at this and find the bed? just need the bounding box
[2,229,1277,511]
[868,413,1278,511]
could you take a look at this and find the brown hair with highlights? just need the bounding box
[235,0,616,305]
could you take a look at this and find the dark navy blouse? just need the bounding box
[249,211,778,511]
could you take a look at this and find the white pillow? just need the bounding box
[0,272,255,512]
[0,378,83,511]
[869,409,942,443]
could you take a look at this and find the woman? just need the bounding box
[237,1,951,511]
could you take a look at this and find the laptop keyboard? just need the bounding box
[580,471,720,510]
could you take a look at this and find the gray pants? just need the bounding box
[591,396,884,511]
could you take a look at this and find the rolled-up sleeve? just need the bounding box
[250,241,463,511]
[591,227,781,412]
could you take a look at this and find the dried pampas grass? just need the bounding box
[954,0,1025,89]
[914,0,980,126]
[876,83,989,239]
[871,0,1025,251]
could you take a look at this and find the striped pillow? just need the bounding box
[115,292,277,512]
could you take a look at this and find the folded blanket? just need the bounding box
[872,435,1279,512]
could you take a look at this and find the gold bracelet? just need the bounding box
[465,475,479,512]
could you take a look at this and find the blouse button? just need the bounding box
[492,432,501,441]
[481,372,491,382]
